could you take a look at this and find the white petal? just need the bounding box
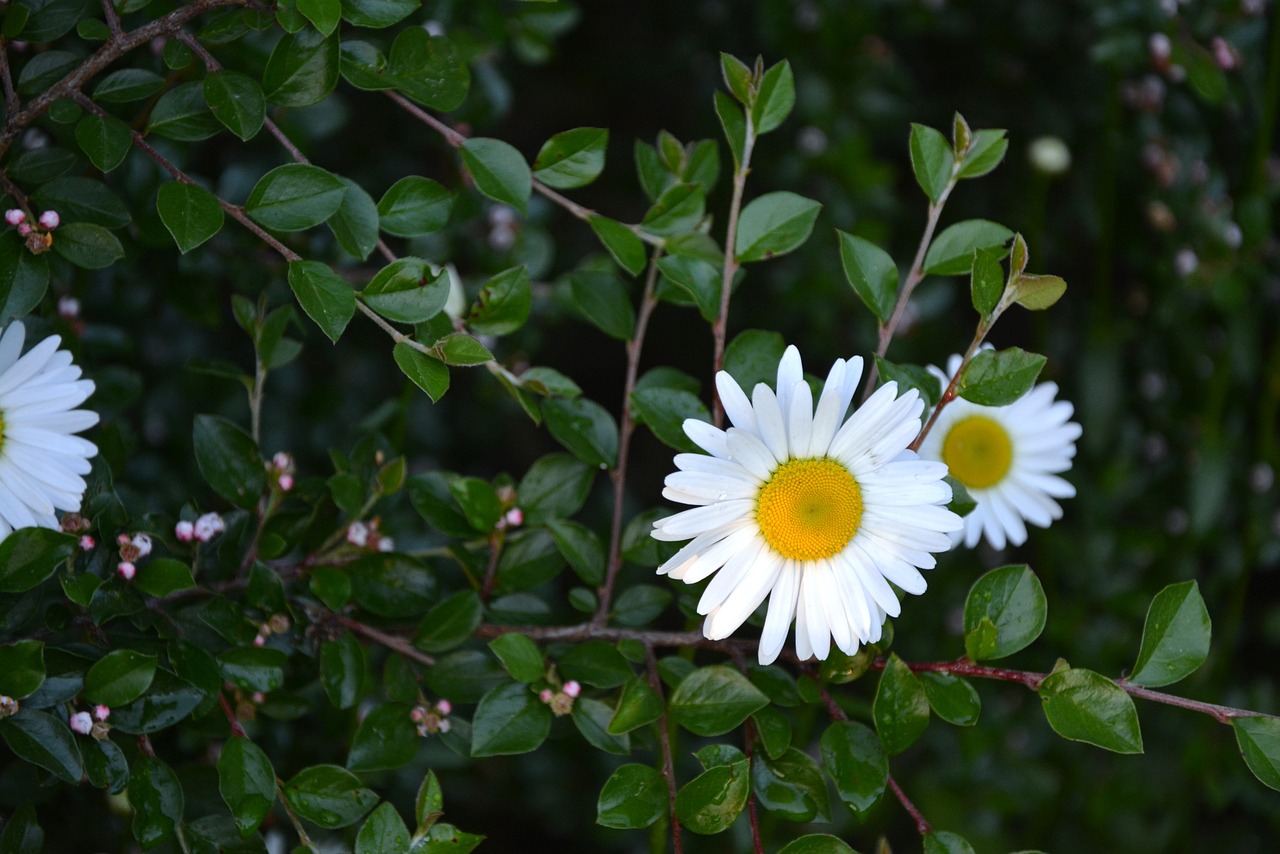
[704,551,782,640]
[684,420,731,458]
[786,379,814,458]
[758,561,800,664]
[751,383,789,463]
[716,371,756,434]
[698,535,767,616]
[725,429,777,481]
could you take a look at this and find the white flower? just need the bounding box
[652,346,962,665]
[0,321,97,539]
[193,512,225,542]
[918,354,1081,550]
[174,520,194,542]
[346,521,369,547]
[131,533,152,557]
[69,711,93,734]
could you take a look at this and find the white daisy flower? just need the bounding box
[0,320,98,539]
[918,353,1081,550]
[652,346,962,665]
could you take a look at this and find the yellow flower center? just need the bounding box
[755,458,863,561]
[942,415,1013,489]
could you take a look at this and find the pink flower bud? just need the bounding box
[58,295,80,319]
[174,520,194,542]
[563,680,581,698]
[436,699,452,716]
[505,507,524,528]
[410,706,425,722]
[117,562,136,580]
[278,474,293,492]
[272,452,293,471]
[251,692,265,703]
[253,634,266,647]
[93,704,110,721]
[79,535,95,551]
[117,533,130,546]
[377,536,394,553]
[69,711,93,734]
[346,521,369,548]
[38,210,59,229]
[4,209,24,226]
[539,689,553,704]
[16,223,31,237]
[1148,32,1171,62]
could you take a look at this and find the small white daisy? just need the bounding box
[0,321,98,539]
[918,353,1081,550]
[652,346,961,665]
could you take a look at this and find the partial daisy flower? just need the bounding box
[652,346,961,665]
[0,321,97,539]
[918,353,1081,550]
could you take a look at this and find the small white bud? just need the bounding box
[69,711,94,734]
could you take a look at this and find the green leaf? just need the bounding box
[377,176,453,237]
[460,138,531,213]
[129,755,184,848]
[218,647,287,693]
[819,720,886,814]
[640,182,705,237]
[203,70,266,140]
[145,81,220,140]
[919,672,981,726]
[573,697,631,756]
[719,52,753,104]
[0,709,83,784]
[957,348,1047,406]
[752,59,795,134]
[1011,273,1068,311]
[262,27,338,107]
[924,831,978,854]
[533,127,608,190]
[963,564,1047,660]
[157,182,224,253]
[355,801,411,853]
[558,641,633,689]
[470,682,551,757]
[922,219,1013,276]
[1233,716,1280,791]
[84,650,157,707]
[94,68,165,103]
[0,640,44,698]
[362,258,448,323]
[387,28,469,111]
[330,177,381,260]
[608,677,663,735]
[415,590,484,653]
[107,669,204,735]
[288,260,355,343]
[752,748,830,822]
[488,633,544,683]
[612,584,672,626]
[193,414,265,510]
[75,113,131,171]
[669,665,768,736]
[837,231,898,323]
[320,635,366,709]
[348,703,418,772]
[1038,668,1144,754]
[0,803,43,854]
[872,654,930,755]
[0,232,49,325]
[735,191,821,263]
[588,216,646,277]
[283,764,380,828]
[342,0,419,28]
[468,265,531,336]
[50,222,124,269]
[518,454,595,523]
[970,245,1005,316]
[873,357,940,408]
[0,528,76,593]
[596,764,666,829]
[714,90,746,170]
[724,328,786,394]
[675,757,750,834]
[957,128,1009,179]
[1129,580,1211,687]
[543,397,619,468]
[218,738,275,836]
[631,387,710,452]
[31,176,129,228]
[299,0,341,34]
[569,271,635,340]
[418,822,483,852]
[909,123,954,203]
[430,333,492,366]
[394,343,450,401]
[424,650,505,704]
[244,163,346,232]
[777,835,859,854]
[546,519,605,585]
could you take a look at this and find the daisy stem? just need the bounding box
[645,644,684,854]
[595,249,663,626]
[711,118,757,428]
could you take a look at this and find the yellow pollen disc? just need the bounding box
[942,414,1013,489]
[755,458,863,561]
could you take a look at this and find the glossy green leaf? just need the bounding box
[714,90,746,170]
[299,0,341,34]
[415,590,484,653]
[145,81,220,140]
[0,803,43,854]
[735,191,821,263]
[1012,273,1068,311]
[394,342,450,401]
[1234,716,1280,791]
[547,519,605,585]
[719,52,752,103]
[262,27,338,107]
[288,260,355,343]
[468,265,531,336]
[129,755,183,848]
[963,564,1047,660]
[320,634,366,709]
[873,654,930,755]
[219,647,287,693]
[0,640,44,699]
[50,222,124,269]
[193,414,264,509]
[957,348,1047,407]
[218,737,275,836]
[752,748,829,822]
[107,669,204,735]
[387,28,469,111]
[777,835,859,854]
[596,764,666,829]
[874,357,941,407]
[31,176,129,228]
[723,328,786,392]
[675,756,750,834]
[244,163,345,232]
[630,387,710,452]
[430,333,492,366]
[920,672,981,726]
[156,182,224,253]
[970,245,1005,316]
[362,258,448,323]
[342,0,419,28]
[570,271,635,340]
[203,70,265,140]
[84,650,157,707]
[669,665,768,736]
[611,584,673,627]
[93,68,164,103]
[588,216,647,276]
[640,182,705,236]
[924,831,978,854]
[424,650,506,704]
[558,641,632,689]
[283,764,380,828]
[1039,667,1143,754]
[573,697,631,756]
[75,113,131,171]
[356,802,411,854]
[460,138,531,213]
[533,127,608,189]
[517,454,594,524]
[348,703,418,772]
[543,397,619,468]
[922,219,1013,276]
[0,709,83,783]
[752,59,795,134]
[1129,580,1211,687]
[819,720,886,814]
[837,231,898,323]
[0,528,76,593]
[909,123,954,202]
[957,128,1009,179]
[329,177,380,260]
[0,232,49,325]
[488,633,544,683]
[608,676,663,735]
[377,176,453,237]
[470,682,551,757]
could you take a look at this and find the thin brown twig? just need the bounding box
[742,719,765,854]
[0,41,19,116]
[218,693,248,738]
[646,644,683,854]
[888,774,931,835]
[480,531,503,602]
[100,0,123,36]
[335,614,436,667]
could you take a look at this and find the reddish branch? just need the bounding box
[888,775,931,835]
[646,645,683,854]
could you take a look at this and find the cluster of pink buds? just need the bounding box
[233,689,268,722]
[69,707,111,739]
[116,532,152,580]
[5,207,59,254]
[61,514,94,551]
[410,699,453,736]
[0,695,18,719]
[175,512,227,544]
[495,484,523,532]
[252,613,291,647]
[269,452,295,492]
[346,519,394,552]
[539,680,581,717]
